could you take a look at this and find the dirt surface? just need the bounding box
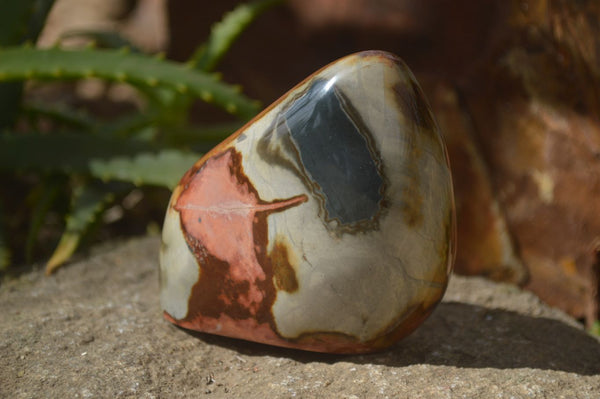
[1,236,599,398]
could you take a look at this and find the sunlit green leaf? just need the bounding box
[191,0,283,72]
[0,47,260,119]
[89,149,202,189]
[45,182,116,274]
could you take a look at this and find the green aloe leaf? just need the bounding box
[0,0,56,129]
[592,320,600,337]
[0,241,9,271]
[89,149,201,189]
[0,1,34,45]
[0,47,260,119]
[191,0,283,72]
[0,0,56,46]
[22,103,98,131]
[60,29,142,52]
[0,198,10,271]
[45,182,117,274]
[0,83,23,130]
[0,132,152,174]
[163,121,242,147]
[0,132,201,188]
[25,176,64,263]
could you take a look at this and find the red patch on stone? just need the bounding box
[173,148,307,342]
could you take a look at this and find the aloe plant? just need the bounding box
[0,0,282,273]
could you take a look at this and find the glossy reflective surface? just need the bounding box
[160,51,456,353]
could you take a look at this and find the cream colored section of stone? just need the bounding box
[237,53,453,341]
[159,202,198,320]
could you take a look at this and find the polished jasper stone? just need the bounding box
[159,50,456,354]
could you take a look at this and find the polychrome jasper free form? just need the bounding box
[159,50,455,354]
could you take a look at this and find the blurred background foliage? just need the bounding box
[0,0,281,274]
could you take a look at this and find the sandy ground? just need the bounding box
[1,236,599,398]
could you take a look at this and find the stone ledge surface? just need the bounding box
[1,236,599,398]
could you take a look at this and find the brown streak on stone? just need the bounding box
[393,80,436,131]
[184,252,254,321]
[248,207,278,327]
[399,177,424,228]
[269,240,299,293]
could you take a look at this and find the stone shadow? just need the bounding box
[180,302,600,376]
